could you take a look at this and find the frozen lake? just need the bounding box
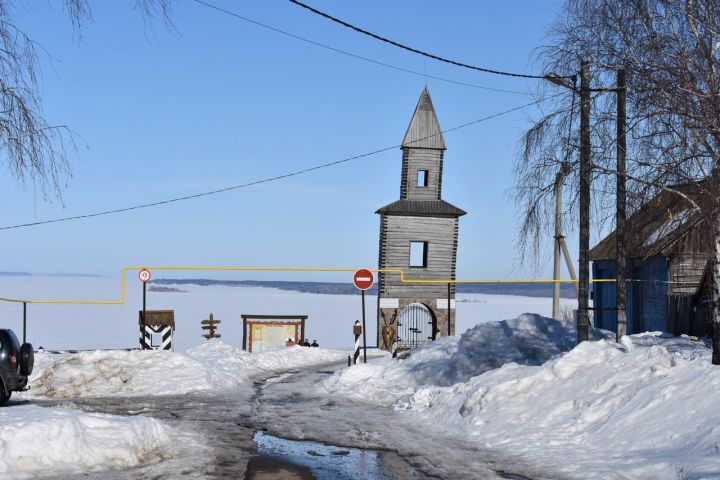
[0,276,577,351]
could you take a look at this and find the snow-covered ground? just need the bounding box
[0,275,575,350]
[324,315,720,479]
[25,340,349,398]
[15,276,710,478]
[2,310,717,478]
[0,335,352,478]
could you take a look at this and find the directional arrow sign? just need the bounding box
[353,269,374,291]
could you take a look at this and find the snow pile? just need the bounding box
[185,340,349,389]
[403,336,720,478]
[28,340,348,398]
[28,349,215,397]
[0,404,187,478]
[326,315,720,478]
[323,314,582,405]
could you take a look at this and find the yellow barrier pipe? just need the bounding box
[0,265,613,305]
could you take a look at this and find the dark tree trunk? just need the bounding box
[713,200,720,364]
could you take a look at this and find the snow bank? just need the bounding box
[325,315,720,478]
[28,349,215,397]
[28,340,348,398]
[185,340,349,389]
[404,337,720,478]
[0,404,185,479]
[323,314,584,405]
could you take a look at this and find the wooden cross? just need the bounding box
[201,313,222,340]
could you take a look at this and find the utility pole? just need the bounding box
[577,60,591,343]
[616,69,627,341]
[552,171,563,320]
[552,163,579,320]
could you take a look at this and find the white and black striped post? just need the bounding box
[353,320,362,365]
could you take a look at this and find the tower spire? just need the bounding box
[401,88,446,150]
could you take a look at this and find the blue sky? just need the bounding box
[1,0,571,281]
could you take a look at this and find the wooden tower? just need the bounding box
[376,88,466,350]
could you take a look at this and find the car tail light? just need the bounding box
[8,351,16,370]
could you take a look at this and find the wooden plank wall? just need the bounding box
[379,215,458,298]
[400,149,443,200]
[669,253,711,294]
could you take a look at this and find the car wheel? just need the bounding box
[19,343,33,376]
[0,388,10,406]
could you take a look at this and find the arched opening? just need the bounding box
[396,302,434,349]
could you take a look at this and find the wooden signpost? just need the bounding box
[202,313,221,340]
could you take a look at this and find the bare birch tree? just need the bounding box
[0,0,172,198]
[515,0,720,362]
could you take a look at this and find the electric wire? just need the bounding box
[0,95,559,231]
[190,0,533,95]
[288,0,573,80]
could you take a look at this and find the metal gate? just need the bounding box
[396,303,434,349]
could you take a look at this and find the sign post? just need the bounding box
[353,269,374,363]
[138,269,151,326]
[353,320,361,365]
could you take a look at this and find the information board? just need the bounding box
[250,323,297,352]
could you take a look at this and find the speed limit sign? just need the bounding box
[138,269,152,283]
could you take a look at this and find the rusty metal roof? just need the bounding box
[376,199,466,217]
[401,88,446,150]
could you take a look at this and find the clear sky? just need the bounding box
[1,0,575,282]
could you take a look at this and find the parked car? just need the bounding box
[0,329,33,405]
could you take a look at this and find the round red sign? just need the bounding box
[353,269,374,290]
[138,269,152,283]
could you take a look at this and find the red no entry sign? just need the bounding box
[138,269,152,283]
[353,269,374,290]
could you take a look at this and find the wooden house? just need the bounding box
[376,88,466,350]
[590,183,713,336]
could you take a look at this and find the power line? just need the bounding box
[190,0,534,95]
[288,0,572,81]
[0,96,558,231]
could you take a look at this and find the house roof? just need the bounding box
[376,199,466,217]
[401,88,446,150]
[589,182,711,261]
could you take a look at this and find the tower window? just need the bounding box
[417,170,429,187]
[410,241,428,268]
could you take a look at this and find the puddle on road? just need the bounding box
[249,432,419,480]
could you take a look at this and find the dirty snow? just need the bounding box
[324,314,719,479]
[26,340,349,398]
[0,404,199,479]
[323,314,600,406]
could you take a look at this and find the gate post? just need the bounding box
[447,283,451,337]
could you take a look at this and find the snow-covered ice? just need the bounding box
[0,275,574,351]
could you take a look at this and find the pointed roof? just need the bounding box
[401,88,446,150]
